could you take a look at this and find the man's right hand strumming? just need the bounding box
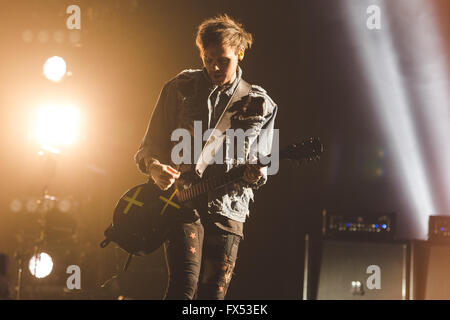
[147,160,181,191]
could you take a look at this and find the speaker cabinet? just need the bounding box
[411,241,450,300]
[424,244,450,299]
[316,240,408,300]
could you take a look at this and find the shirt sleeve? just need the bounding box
[233,84,278,191]
[134,79,180,174]
[248,101,278,190]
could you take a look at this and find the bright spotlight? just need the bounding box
[33,104,80,149]
[29,252,54,279]
[43,56,67,82]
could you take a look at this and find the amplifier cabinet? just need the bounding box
[316,240,408,300]
[411,241,450,300]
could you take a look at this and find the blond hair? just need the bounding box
[195,14,253,54]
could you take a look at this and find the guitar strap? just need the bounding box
[195,78,251,177]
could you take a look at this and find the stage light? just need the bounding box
[40,144,61,155]
[28,252,53,279]
[344,0,436,238]
[57,199,72,213]
[22,30,33,43]
[37,31,49,44]
[43,56,67,82]
[33,104,80,149]
[9,199,23,213]
[26,197,39,213]
[53,30,65,44]
[375,168,384,177]
[396,1,450,214]
[69,31,81,45]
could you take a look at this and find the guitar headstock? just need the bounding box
[279,137,323,164]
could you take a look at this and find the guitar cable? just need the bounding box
[99,253,133,290]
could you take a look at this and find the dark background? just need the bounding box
[0,0,448,299]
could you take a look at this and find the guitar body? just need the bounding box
[103,182,198,255]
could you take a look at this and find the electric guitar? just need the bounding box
[100,137,323,255]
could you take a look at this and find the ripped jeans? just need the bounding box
[163,218,241,300]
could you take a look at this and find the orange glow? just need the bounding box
[32,104,81,150]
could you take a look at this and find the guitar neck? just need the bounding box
[177,165,248,203]
[176,137,323,203]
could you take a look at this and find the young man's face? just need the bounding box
[202,43,243,86]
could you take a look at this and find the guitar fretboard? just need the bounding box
[177,166,246,202]
[176,137,322,203]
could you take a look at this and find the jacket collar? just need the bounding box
[202,66,243,96]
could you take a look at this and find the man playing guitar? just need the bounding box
[134,14,278,299]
